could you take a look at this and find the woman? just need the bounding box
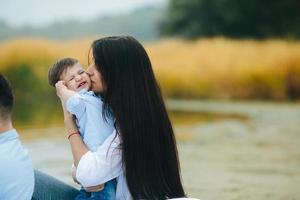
[33,36,186,199]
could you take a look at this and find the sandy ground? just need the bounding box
[20,100,300,200]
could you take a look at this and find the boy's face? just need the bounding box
[61,62,91,92]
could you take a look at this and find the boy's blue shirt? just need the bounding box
[0,129,34,200]
[66,89,114,151]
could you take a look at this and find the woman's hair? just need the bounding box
[90,36,185,199]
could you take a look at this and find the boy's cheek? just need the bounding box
[67,82,75,90]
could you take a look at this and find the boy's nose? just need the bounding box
[75,75,82,81]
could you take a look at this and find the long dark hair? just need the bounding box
[91,36,185,199]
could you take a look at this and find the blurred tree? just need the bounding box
[3,64,41,122]
[160,0,300,39]
[3,64,59,124]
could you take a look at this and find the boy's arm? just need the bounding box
[55,81,76,105]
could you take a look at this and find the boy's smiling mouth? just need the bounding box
[78,81,87,88]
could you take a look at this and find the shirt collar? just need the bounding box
[78,89,95,96]
[0,129,18,144]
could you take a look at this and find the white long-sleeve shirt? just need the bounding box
[76,131,132,200]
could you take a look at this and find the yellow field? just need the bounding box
[1,37,300,100]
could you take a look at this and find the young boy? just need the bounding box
[48,58,116,200]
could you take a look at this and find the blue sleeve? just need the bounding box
[66,93,86,119]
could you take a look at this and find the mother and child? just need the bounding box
[1,36,190,199]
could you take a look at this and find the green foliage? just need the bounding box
[2,64,60,125]
[161,0,300,39]
[5,64,40,93]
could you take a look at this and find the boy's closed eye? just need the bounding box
[66,70,86,82]
[78,70,85,74]
[68,76,75,82]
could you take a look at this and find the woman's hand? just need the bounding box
[55,80,67,98]
[55,80,76,127]
[55,80,76,104]
[84,184,104,192]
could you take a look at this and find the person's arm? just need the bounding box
[55,81,88,165]
[62,107,88,166]
[75,131,122,188]
[64,108,104,191]
[56,84,106,191]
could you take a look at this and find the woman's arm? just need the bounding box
[62,103,88,166]
[64,107,121,188]
[55,80,88,165]
[76,131,122,187]
[59,91,104,191]
[55,81,120,188]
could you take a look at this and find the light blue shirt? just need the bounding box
[66,89,114,151]
[0,129,34,200]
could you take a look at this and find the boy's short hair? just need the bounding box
[0,74,14,119]
[48,57,79,86]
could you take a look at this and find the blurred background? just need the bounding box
[1,0,300,199]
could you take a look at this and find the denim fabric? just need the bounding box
[75,179,117,200]
[32,170,79,200]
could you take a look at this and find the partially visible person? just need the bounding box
[31,36,187,200]
[0,74,34,200]
[48,58,116,200]
[58,36,186,199]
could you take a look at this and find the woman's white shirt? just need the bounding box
[76,130,132,199]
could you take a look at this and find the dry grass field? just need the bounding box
[1,37,300,100]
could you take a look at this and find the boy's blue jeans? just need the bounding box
[75,179,117,200]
